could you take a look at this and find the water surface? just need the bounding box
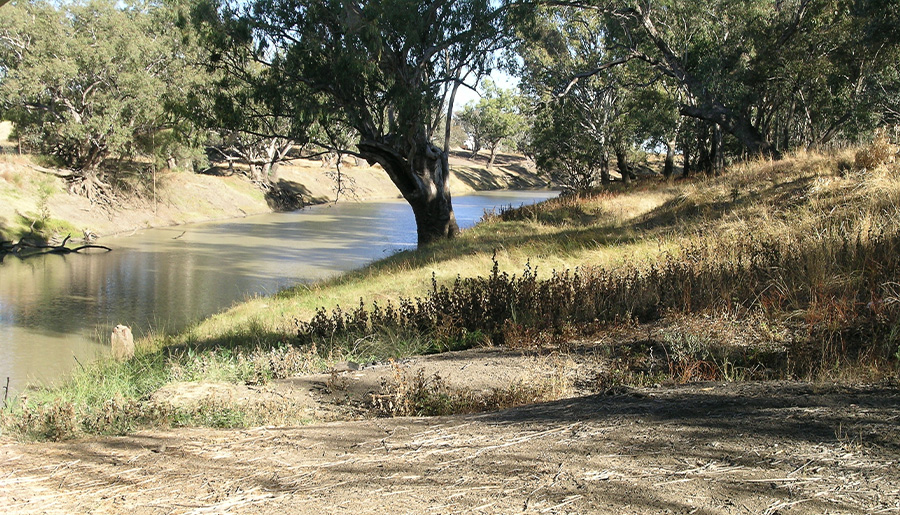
[0,190,555,392]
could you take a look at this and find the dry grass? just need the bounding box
[371,356,574,417]
[4,142,900,440]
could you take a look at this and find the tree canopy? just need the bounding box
[2,0,898,213]
[0,0,205,200]
[194,0,509,245]
[457,79,525,169]
[511,0,900,190]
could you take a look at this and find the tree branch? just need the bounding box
[553,55,634,98]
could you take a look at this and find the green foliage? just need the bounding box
[514,1,900,172]
[456,80,526,166]
[516,5,649,189]
[197,0,505,152]
[194,0,512,244]
[530,97,606,193]
[0,0,206,174]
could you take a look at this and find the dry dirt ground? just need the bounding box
[1,348,898,514]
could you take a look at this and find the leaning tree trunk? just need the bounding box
[358,136,459,247]
[634,5,778,159]
[681,104,777,159]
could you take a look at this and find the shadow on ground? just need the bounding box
[4,381,897,514]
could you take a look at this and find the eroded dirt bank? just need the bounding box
[2,381,898,514]
[0,151,544,241]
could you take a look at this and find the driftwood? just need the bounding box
[0,234,112,260]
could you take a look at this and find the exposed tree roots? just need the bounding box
[67,171,114,205]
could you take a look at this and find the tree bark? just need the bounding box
[697,129,711,176]
[615,146,634,184]
[680,104,777,159]
[599,148,611,185]
[663,139,676,180]
[633,5,778,158]
[682,138,692,179]
[358,136,459,247]
[711,124,724,176]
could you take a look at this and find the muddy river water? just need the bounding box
[0,191,555,392]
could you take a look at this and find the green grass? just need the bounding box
[3,144,899,440]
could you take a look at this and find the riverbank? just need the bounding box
[4,144,899,435]
[2,145,899,513]
[0,150,546,242]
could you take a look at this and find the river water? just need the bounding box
[0,190,555,392]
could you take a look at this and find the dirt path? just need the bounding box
[2,382,898,514]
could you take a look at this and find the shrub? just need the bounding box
[855,129,898,171]
[298,225,900,375]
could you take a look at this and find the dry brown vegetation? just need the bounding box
[2,143,900,515]
[2,142,900,442]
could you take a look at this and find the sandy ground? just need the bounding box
[1,347,898,514]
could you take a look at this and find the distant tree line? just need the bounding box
[516,0,900,189]
[1,0,897,242]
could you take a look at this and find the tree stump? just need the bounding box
[111,325,135,361]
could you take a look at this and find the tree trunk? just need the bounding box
[682,138,692,179]
[711,124,724,176]
[634,5,778,158]
[615,146,632,184]
[358,137,459,247]
[681,104,777,158]
[248,163,263,183]
[697,129,711,176]
[663,139,676,180]
[487,147,497,170]
[600,148,611,185]
[469,138,481,159]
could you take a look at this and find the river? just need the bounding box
[0,190,555,393]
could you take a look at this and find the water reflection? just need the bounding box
[0,191,555,391]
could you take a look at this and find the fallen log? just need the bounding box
[0,234,112,260]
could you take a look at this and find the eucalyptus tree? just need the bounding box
[457,79,526,169]
[194,0,507,246]
[530,96,607,192]
[0,0,205,202]
[539,0,900,157]
[517,4,643,188]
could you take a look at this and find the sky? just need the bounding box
[452,69,520,111]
